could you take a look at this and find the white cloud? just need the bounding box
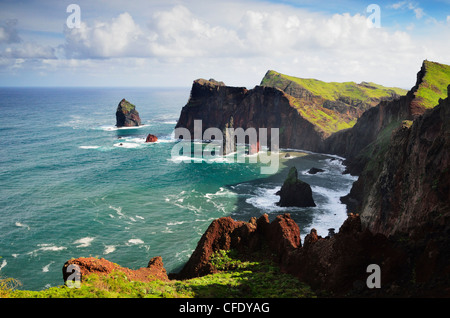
[2,42,55,59]
[1,1,450,88]
[414,8,424,19]
[389,1,425,19]
[0,19,21,44]
[63,12,147,58]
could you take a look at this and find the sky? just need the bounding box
[1,0,450,89]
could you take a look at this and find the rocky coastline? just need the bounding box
[62,61,450,297]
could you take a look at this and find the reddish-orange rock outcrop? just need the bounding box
[62,256,168,284]
[145,134,158,142]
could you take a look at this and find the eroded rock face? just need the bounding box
[173,214,300,280]
[116,99,141,127]
[360,86,450,238]
[175,79,325,152]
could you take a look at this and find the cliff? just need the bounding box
[359,86,450,237]
[339,61,450,214]
[175,73,405,153]
[326,60,450,172]
[116,98,141,127]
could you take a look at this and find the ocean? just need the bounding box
[0,87,357,291]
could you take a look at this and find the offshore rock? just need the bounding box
[145,134,158,142]
[276,167,316,207]
[116,98,141,127]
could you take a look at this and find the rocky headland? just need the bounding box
[61,61,450,297]
[175,73,406,152]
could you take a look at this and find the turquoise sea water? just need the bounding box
[0,87,357,291]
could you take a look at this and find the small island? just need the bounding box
[115,98,141,127]
[276,166,316,207]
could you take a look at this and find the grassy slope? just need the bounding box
[415,60,450,108]
[1,250,315,298]
[261,70,407,135]
[360,60,450,163]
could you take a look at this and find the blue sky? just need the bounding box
[1,0,449,88]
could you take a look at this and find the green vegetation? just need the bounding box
[0,250,315,298]
[415,60,450,108]
[261,70,407,103]
[261,70,407,136]
[118,99,136,112]
[287,94,357,135]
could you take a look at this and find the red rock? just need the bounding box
[62,256,168,284]
[146,134,158,142]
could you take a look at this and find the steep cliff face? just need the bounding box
[326,60,450,169]
[175,79,325,152]
[360,86,450,238]
[339,61,450,216]
[175,73,406,153]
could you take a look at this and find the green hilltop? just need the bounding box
[415,60,450,109]
[260,70,408,136]
[261,70,407,103]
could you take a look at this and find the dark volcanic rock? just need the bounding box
[116,98,141,127]
[175,79,326,152]
[276,167,316,207]
[308,167,325,174]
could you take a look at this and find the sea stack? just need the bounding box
[276,166,316,207]
[116,98,141,127]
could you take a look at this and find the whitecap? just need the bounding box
[114,142,141,148]
[204,187,234,199]
[15,222,30,230]
[308,185,351,237]
[109,205,123,217]
[127,238,144,245]
[135,215,144,220]
[79,146,100,149]
[99,125,146,131]
[37,244,66,251]
[104,245,116,255]
[245,186,285,212]
[42,261,54,273]
[28,244,66,256]
[167,221,185,226]
[73,237,95,248]
[0,259,7,271]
